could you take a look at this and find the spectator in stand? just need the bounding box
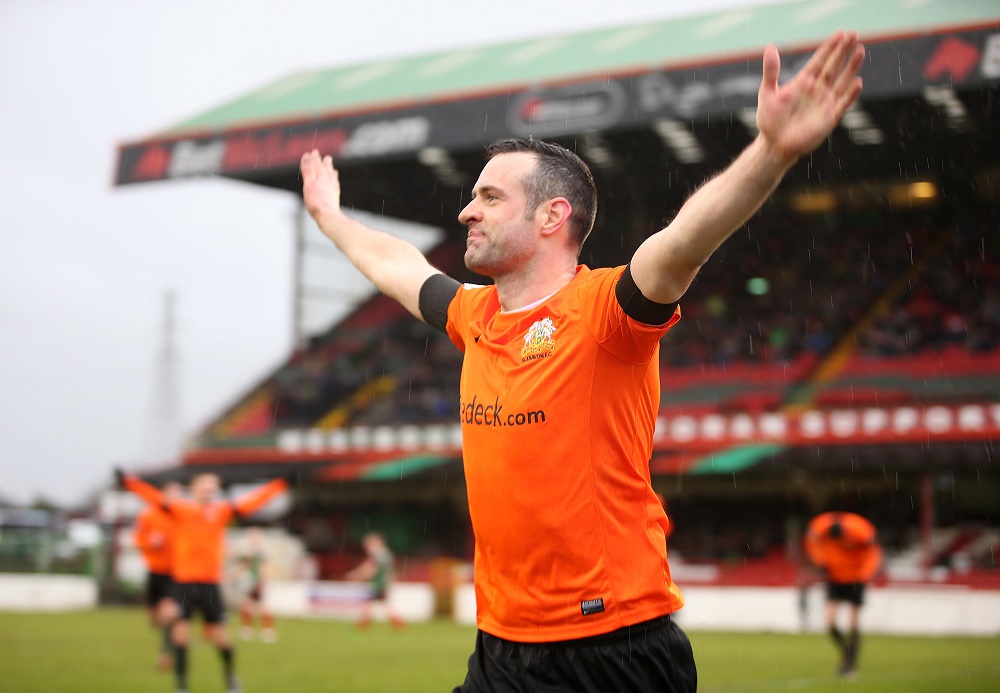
[805,511,882,679]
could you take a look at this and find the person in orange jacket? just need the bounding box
[805,511,882,678]
[133,481,183,670]
[118,470,288,693]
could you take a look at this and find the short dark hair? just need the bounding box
[485,139,597,253]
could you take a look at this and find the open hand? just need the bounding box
[300,149,344,225]
[756,30,865,164]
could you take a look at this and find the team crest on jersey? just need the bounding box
[520,317,557,362]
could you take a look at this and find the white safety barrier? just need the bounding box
[265,580,434,622]
[7,573,997,637]
[676,585,1000,636]
[0,574,97,611]
[453,584,1000,637]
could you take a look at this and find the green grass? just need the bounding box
[688,631,1000,692]
[0,609,997,692]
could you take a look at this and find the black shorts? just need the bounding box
[827,581,865,606]
[145,571,174,607]
[173,582,227,624]
[453,615,697,693]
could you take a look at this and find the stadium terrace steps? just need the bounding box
[660,347,1000,409]
[212,390,276,438]
[786,227,953,408]
[315,375,398,430]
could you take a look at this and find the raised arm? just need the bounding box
[121,473,167,509]
[300,150,443,319]
[630,30,865,304]
[233,478,288,518]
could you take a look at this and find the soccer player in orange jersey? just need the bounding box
[300,29,864,691]
[118,470,288,693]
[133,481,182,670]
[805,511,882,678]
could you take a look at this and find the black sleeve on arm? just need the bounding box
[419,273,461,333]
[615,264,678,325]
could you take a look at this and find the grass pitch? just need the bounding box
[1,609,997,692]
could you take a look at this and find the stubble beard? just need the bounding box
[464,241,502,276]
[464,222,533,278]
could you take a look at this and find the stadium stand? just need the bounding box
[207,204,999,434]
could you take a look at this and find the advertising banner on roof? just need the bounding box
[115,27,999,186]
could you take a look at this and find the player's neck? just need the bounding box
[493,257,578,313]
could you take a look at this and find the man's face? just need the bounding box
[458,152,539,276]
[191,474,219,504]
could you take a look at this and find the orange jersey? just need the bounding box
[446,265,684,642]
[133,504,175,575]
[805,511,882,583]
[124,476,287,584]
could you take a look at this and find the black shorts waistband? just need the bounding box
[539,615,674,650]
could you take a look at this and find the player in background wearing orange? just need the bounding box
[236,527,277,643]
[344,532,405,630]
[300,29,864,691]
[117,470,288,693]
[805,511,882,679]
[133,481,183,670]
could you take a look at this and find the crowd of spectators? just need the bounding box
[860,213,1000,356]
[660,209,933,366]
[260,206,998,430]
[271,319,462,428]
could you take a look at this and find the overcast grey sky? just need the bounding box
[0,0,781,505]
